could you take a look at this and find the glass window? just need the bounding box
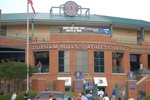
[59,51,70,73]
[94,51,104,73]
[34,51,49,73]
[76,51,88,73]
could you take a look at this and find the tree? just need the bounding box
[0,60,35,92]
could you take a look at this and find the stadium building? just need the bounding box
[0,1,150,99]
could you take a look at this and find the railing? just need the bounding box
[112,67,124,73]
[133,68,150,76]
[0,29,50,42]
[0,29,27,40]
[35,66,49,73]
[112,37,140,45]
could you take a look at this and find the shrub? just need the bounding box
[0,91,38,100]
[16,91,38,100]
[0,93,12,100]
[144,94,150,100]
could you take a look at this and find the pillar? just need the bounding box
[140,54,148,69]
[141,27,144,41]
[53,80,65,91]
[32,78,46,92]
[109,24,113,38]
[126,80,137,99]
[145,80,150,94]
[105,50,112,74]
[73,80,83,94]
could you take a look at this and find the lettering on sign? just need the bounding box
[32,44,125,51]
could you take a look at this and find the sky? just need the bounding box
[0,0,150,22]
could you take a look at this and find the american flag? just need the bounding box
[28,0,36,14]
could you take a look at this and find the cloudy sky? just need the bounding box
[0,0,150,22]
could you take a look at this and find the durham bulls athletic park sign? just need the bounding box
[32,44,125,51]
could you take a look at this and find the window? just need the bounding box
[76,51,88,73]
[94,51,104,73]
[59,51,70,73]
[34,51,49,73]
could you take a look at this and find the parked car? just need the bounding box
[33,91,77,100]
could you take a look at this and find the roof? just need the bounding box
[1,12,150,27]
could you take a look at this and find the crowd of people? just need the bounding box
[0,89,141,100]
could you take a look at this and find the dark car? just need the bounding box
[33,91,77,100]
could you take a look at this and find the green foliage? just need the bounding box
[0,59,35,92]
[63,91,77,97]
[0,93,12,100]
[144,94,150,100]
[0,91,38,100]
[16,91,38,100]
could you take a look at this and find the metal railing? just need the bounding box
[34,66,49,73]
[112,37,140,45]
[0,29,27,40]
[112,67,124,73]
[133,68,150,76]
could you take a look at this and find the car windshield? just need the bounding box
[36,93,50,99]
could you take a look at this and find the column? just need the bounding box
[32,21,34,36]
[141,27,144,41]
[145,80,150,94]
[105,50,112,74]
[126,80,137,100]
[73,80,83,94]
[140,54,148,69]
[53,80,65,91]
[109,24,113,38]
[32,78,46,92]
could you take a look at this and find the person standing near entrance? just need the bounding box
[103,94,109,100]
[11,91,17,100]
[111,89,115,100]
[98,89,104,100]
[24,90,29,100]
[128,96,134,100]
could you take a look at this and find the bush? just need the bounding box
[0,93,12,100]
[16,91,38,100]
[0,91,38,100]
[144,94,150,100]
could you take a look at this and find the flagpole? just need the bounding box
[26,0,29,91]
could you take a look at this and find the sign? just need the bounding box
[127,71,136,80]
[76,82,82,89]
[74,70,82,79]
[130,82,135,90]
[32,44,125,51]
[64,1,78,16]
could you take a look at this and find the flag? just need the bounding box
[28,0,36,14]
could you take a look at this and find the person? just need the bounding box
[49,94,54,100]
[103,94,109,100]
[77,93,81,100]
[104,90,108,96]
[111,89,116,100]
[139,95,143,100]
[11,91,17,100]
[128,96,134,100]
[0,90,4,95]
[52,98,57,100]
[24,90,29,100]
[79,92,88,100]
[68,97,72,100]
[86,90,93,100]
[98,89,104,100]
